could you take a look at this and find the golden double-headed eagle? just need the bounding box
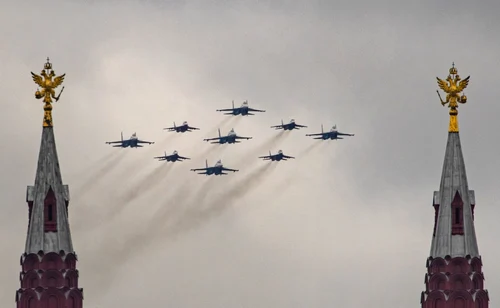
[436,63,469,110]
[31,58,65,104]
[31,58,66,127]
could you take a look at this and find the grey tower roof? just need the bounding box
[430,132,479,258]
[24,127,74,254]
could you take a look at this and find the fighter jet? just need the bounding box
[271,119,307,130]
[306,124,354,140]
[163,121,200,133]
[105,132,154,148]
[203,128,252,144]
[259,150,295,161]
[216,100,265,116]
[190,159,239,175]
[154,150,190,162]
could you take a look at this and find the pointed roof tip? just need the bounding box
[25,125,74,254]
[430,130,480,258]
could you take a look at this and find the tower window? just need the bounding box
[48,204,53,221]
[451,191,464,235]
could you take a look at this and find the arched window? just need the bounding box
[48,204,53,221]
[44,188,57,232]
[451,191,464,235]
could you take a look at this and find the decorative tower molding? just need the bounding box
[16,59,83,308]
[421,64,489,308]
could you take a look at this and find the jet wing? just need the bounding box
[187,126,200,130]
[235,135,252,140]
[270,124,284,129]
[337,132,354,136]
[177,155,190,160]
[190,167,209,171]
[106,140,123,144]
[163,126,176,131]
[203,136,220,141]
[137,139,155,144]
[222,167,238,172]
[247,107,265,112]
[305,132,323,136]
[295,124,307,128]
[154,155,169,160]
[216,108,238,112]
[283,155,295,159]
[258,155,273,159]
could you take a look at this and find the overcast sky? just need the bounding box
[1,0,500,307]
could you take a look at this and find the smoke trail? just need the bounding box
[68,150,119,179]
[160,163,278,240]
[89,178,210,279]
[106,163,174,219]
[72,150,127,199]
[298,140,325,156]
[205,116,234,136]
[198,144,223,159]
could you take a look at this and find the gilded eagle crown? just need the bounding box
[44,58,52,70]
[449,63,457,75]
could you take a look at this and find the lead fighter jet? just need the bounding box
[105,132,154,148]
[306,125,354,140]
[271,119,307,131]
[216,100,265,116]
[259,150,295,161]
[203,128,252,144]
[163,121,200,133]
[190,159,239,175]
[154,150,190,162]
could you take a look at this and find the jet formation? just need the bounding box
[105,100,355,176]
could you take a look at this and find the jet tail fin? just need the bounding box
[218,128,221,137]
[321,124,324,133]
[232,100,234,109]
[206,159,208,168]
[121,131,123,141]
[173,121,176,128]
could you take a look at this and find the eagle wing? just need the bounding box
[436,77,450,92]
[31,72,44,87]
[52,74,66,88]
[456,76,470,93]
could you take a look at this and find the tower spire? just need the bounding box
[16,59,83,308]
[421,65,488,307]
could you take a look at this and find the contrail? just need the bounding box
[205,116,234,136]
[88,165,278,283]
[93,178,210,271]
[198,144,224,159]
[298,140,325,156]
[72,150,127,199]
[107,163,174,220]
[161,163,278,240]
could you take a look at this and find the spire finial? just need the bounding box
[30,58,66,127]
[436,63,470,132]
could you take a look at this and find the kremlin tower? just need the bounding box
[15,59,83,308]
[420,64,489,308]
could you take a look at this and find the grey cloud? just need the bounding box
[1,0,500,307]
